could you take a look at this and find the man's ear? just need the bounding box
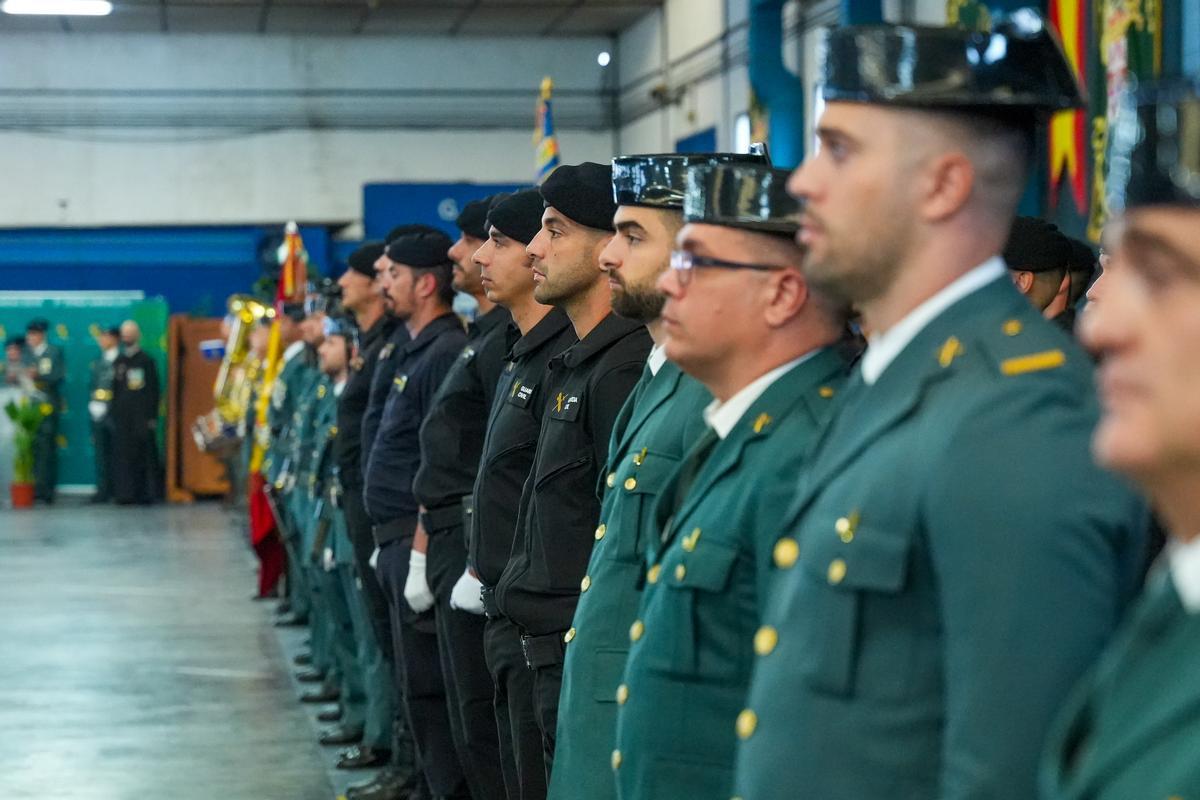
[1011,270,1035,296]
[592,233,616,271]
[918,151,976,223]
[763,269,809,329]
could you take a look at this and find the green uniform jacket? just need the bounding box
[88,354,116,408]
[549,360,711,800]
[734,277,1147,800]
[287,367,326,555]
[263,347,315,486]
[309,379,351,566]
[31,343,65,407]
[613,348,847,800]
[1040,569,1200,800]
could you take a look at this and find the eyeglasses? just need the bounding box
[668,249,788,287]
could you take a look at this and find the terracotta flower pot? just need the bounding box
[10,482,34,509]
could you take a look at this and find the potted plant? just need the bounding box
[4,398,48,508]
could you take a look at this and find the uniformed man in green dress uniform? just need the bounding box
[611,164,849,800]
[87,325,120,503]
[266,302,317,629]
[733,16,1148,799]
[1039,76,1200,800]
[24,318,64,504]
[550,152,762,800]
[306,313,372,748]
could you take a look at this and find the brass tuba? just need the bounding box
[195,295,273,454]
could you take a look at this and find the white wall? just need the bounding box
[0,31,618,227]
[0,126,615,227]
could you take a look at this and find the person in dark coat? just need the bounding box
[111,320,161,505]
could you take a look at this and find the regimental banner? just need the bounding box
[947,0,1161,241]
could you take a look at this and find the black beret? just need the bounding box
[6,336,25,348]
[684,164,801,234]
[612,153,767,209]
[1066,238,1097,274]
[347,241,385,278]
[386,230,455,268]
[281,302,307,322]
[25,318,49,333]
[1004,216,1072,273]
[1108,77,1200,211]
[822,10,1084,116]
[456,197,493,240]
[385,223,443,246]
[539,162,617,231]
[487,188,546,245]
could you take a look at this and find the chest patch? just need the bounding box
[393,374,409,393]
[38,358,52,375]
[508,379,535,409]
[549,390,582,421]
[379,343,395,361]
[127,367,146,391]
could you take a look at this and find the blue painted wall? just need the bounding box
[363,182,526,242]
[0,225,333,317]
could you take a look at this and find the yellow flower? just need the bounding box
[38,402,53,416]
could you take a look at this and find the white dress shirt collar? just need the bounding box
[646,344,668,377]
[282,340,306,364]
[702,350,820,440]
[1168,536,1200,614]
[333,379,347,397]
[860,257,1006,385]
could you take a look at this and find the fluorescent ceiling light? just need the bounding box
[2,0,113,15]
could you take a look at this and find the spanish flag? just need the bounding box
[535,76,561,183]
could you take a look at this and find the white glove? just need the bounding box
[88,400,107,421]
[404,550,436,613]
[322,547,336,572]
[369,547,380,571]
[450,569,485,615]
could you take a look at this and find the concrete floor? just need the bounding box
[0,502,348,800]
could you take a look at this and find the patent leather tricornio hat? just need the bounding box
[612,152,767,210]
[683,164,800,235]
[820,9,1084,115]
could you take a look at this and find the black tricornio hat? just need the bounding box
[281,302,307,323]
[487,188,545,245]
[385,223,444,246]
[386,230,455,268]
[683,164,801,234]
[612,153,767,209]
[1004,216,1072,273]
[1108,77,1200,211]
[26,318,49,333]
[6,336,25,348]
[105,325,120,337]
[821,10,1084,116]
[539,162,617,231]
[456,197,493,240]
[322,313,356,339]
[347,241,385,278]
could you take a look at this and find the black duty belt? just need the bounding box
[521,631,567,670]
[420,502,463,534]
[373,514,418,547]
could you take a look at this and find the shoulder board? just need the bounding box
[975,316,1071,377]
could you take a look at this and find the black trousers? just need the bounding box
[531,664,563,781]
[429,526,506,800]
[33,413,58,501]
[376,539,469,799]
[91,420,114,501]
[344,486,394,660]
[483,614,548,800]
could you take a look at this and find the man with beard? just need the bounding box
[405,194,510,800]
[549,152,760,799]
[1039,76,1200,800]
[733,16,1147,799]
[611,163,849,800]
[367,229,470,799]
[494,162,652,779]
[110,320,161,505]
[469,187,576,800]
